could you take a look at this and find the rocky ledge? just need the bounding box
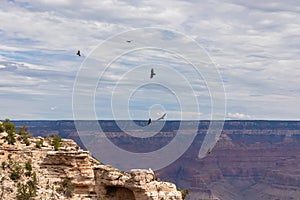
[0,122,183,200]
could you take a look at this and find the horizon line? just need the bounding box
[8,119,300,122]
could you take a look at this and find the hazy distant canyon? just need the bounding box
[13,120,300,200]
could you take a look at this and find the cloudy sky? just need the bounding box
[0,0,299,120]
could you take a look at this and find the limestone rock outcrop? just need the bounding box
[0,129,182,200]
[95,166,182,200]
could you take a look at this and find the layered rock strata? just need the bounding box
[0,130,182,200]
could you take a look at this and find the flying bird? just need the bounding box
[147,118,152,125]
[157,113,167,121]
[126,40,133,43]
[206,148,212,155]
[76,50,81,56]
[150,68,156,79]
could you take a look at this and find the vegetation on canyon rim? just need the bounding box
[0,119,74,199]
[1,118,62,150]
[1,119,187,200]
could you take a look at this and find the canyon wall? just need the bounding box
[0,125,183,200]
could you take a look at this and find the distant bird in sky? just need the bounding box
[206,148,212,155]
[50,106,57,111]
[150,68,156,79]
[76,50,81,56]
[147,118,152,125]
[126,40,133,43]
[157,113,167,121]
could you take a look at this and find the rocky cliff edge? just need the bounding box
[0,122,183,200]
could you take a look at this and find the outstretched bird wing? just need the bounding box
[147,118,152,125]
[150,68,156,79]
[157,113,166,120]
[207,148,212,155]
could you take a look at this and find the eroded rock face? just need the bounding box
[95,166,182,200]
[157,131,300,200]
[0,131,182,200]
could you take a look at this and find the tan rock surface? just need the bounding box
[0,131,183,200]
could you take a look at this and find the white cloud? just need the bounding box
[0,0,299,119]
[227,112,251,120]
[50,106,57,111]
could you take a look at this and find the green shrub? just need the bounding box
[16,181,36,200]
[0,123,4,132]
[25,171,31,177]
[18,126,28,135]
[24,138,30,146]
[57,178,74,198]
[16,183,31,200]
[16,171,38,200]
[25,160,32,177]
[9,161,23,180]
[52,135,62,151]
[17,126,32,146]
[7,131,16,145]
[178,188,189,200]
[35,139,44,148]
[3,119,16,134]
[1,161,6,170]
[3,119,16,145]
[31,172,38,194]
[46,179,50,189]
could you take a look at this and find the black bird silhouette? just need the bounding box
[76,50,81,56]
[150,68,156,79]
[156,113,166,120]
[126,40,133,43]
[207,148,212,155]
[147,118,152,125]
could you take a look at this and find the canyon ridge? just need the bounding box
[0,120,184,200]
[10,120,300,200]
